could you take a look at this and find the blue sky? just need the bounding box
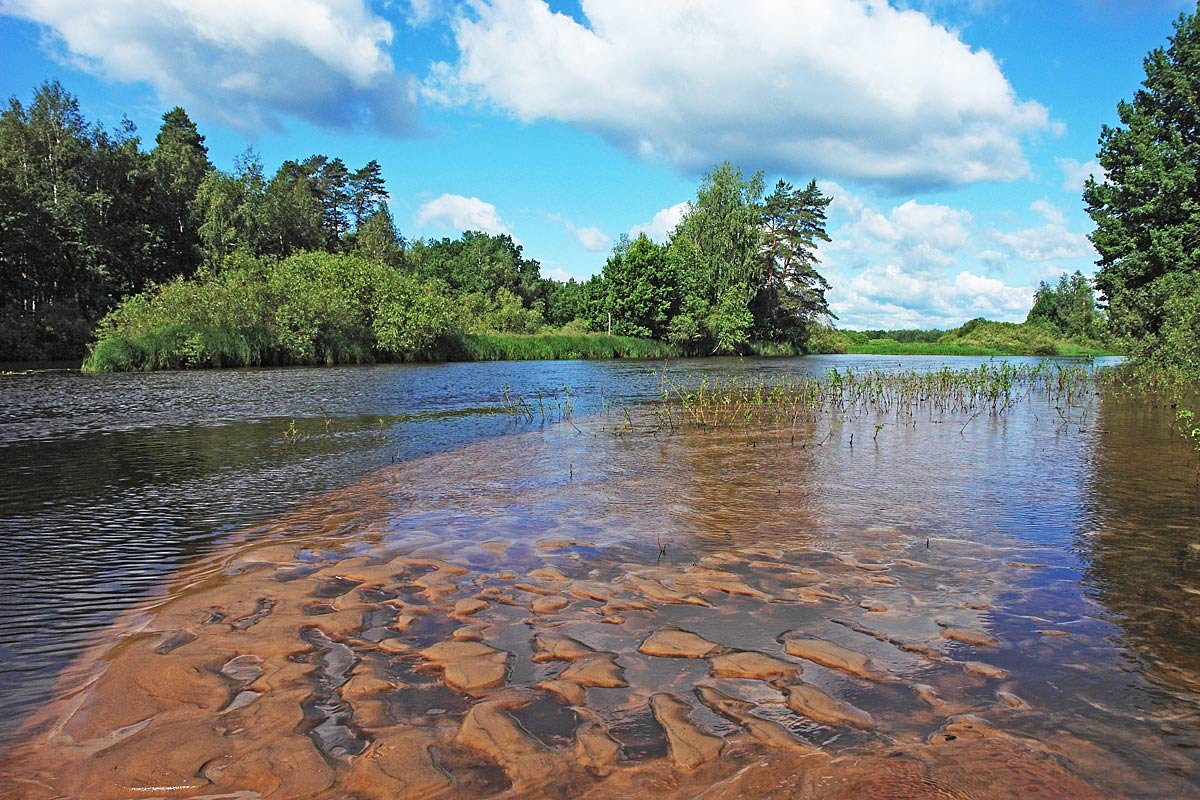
[0,0,1192,329]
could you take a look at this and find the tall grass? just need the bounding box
[639,362,1098,434]
[845,340,1005,356]
[452,333,677,362]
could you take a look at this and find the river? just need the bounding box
[1,354,1197,798]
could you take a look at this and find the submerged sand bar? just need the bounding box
[1,418,1196,799]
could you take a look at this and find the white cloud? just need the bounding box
[566,222,610,252]
[890,200,973,251]
[405,0,443,26]
[833,263,1034,329]
[830,197,971,272]
[630,201,689,241]
[977,249,1007,275]
[989,203,1094,261]
[1030,198,1066,226]
[1057,157,1104,192]
[816,189,1098,329]
[819,180,865,219]
[543,266,575,282]
[415,193,511,235]
[569,226,609,253]
[548,213,611,251]
[2,0,418,135]
[429,0,1052,190]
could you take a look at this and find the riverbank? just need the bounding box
[82,330,677,373]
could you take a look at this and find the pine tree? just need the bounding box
[1085,8,1200,368]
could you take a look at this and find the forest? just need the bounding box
[0,82,834,368]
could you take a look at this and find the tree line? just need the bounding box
[0,81,836,364]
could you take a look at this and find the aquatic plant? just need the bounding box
[624,362,1100,437]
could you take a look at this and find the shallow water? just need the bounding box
[1,354,1198,798]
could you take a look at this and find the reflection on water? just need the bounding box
[1083,391,1200,697]
[1,355,1197,797]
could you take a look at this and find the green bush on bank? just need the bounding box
[82,252,672,372]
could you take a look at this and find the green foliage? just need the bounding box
[814,317,1116,357]
[803,323,850,354]
[942,318,1109,356]
[0,81,179,359]
[668,163,765,353]
[645,164,835,354]
[0,82,837,366]
[752,179,833,344]
[542,278,601,329]
[1085,9,1200,371]
[855,328,946,343]
[459,288,546,334]
[82,250,674,371]
[83,252,461,371]
[352,205,404,267]
[1027,271,1105,339]
[601,234,676,338]
[408,231,543,306]
[148,107,210,275]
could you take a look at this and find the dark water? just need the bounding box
[1,351,1196,771]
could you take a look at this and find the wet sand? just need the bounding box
[2,414,1197,799]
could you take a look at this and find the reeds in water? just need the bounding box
[642,362,1098,436]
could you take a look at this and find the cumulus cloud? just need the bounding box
[1057,157,1104,191]
[989,201,1094,261]
[833,264,1034,329]
[977,249,1008,275]
[2,0,419,135]
[567,223,610,252]
[1030,198,1065,226]
[828,192,972,272]
[429,0,1052,190]
[630,202,690,242]
[415,193,511,235]
[815,189,1097,328]
[548,213,611,251]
